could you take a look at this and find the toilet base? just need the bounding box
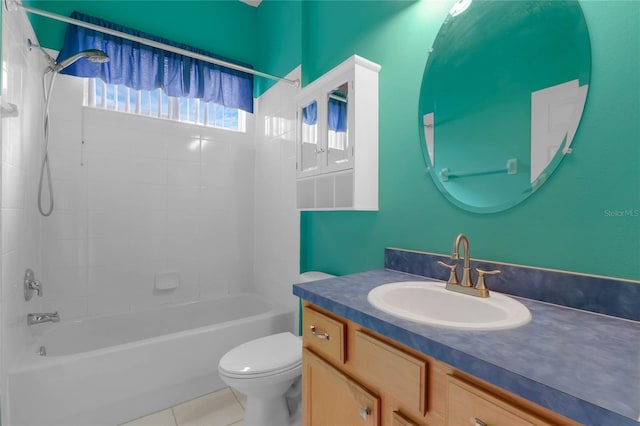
[244,395,296,426]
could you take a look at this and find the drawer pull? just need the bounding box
[309,325,330,340]
[359,406,371,420]
[473,418,487,426]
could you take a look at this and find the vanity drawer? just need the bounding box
[302,305,346,364]
[351,330,428,415]
[447,376,553,426]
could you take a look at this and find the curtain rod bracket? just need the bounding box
[5,0,19,12]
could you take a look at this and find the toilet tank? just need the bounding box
[299,271,335,282]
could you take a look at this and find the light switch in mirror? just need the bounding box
[419,0,591,213]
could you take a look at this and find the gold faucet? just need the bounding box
[452,233,472,287]
[437,233,500,298]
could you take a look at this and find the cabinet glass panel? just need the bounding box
[327,83,350,167]
[300,100,320,173]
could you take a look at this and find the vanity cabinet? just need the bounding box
[295,55,380,211]
[301,302,579,426]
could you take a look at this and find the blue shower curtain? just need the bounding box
[57,11,254,113]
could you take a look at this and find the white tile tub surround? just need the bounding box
[39,75,257,318]
[1,6,48,422]
[253,67,302,328]
[36,64,303,324]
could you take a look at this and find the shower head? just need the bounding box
[53,49,110,72]
[28,39,109,73]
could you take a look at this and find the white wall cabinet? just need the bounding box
[296,55,380,210]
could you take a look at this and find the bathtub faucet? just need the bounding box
[27,312,60,325]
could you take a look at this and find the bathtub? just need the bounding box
[7,294,294,426]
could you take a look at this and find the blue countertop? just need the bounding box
[293,269,640,426]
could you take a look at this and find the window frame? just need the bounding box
[85,78,247,133]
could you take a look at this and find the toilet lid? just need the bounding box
[219,332,302,376]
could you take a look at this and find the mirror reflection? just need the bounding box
[327,83,349,166]
[419,0,591,213]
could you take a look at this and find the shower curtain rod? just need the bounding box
[9,1,300,87]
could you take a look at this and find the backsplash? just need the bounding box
[385,248,640,322]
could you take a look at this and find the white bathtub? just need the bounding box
[8,294,294,426]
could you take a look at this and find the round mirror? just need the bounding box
[419,0,591,213]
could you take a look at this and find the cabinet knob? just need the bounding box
[309,325,330,340]
[359,406,371,420]
[315,147,325,154]
[473,418,487,426]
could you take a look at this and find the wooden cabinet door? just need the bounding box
[303,348,380,426]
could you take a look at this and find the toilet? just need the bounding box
[217,272,334,426]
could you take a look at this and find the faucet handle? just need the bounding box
[438,261,459,285]
[475,267,501,292]
[24,269,42,301]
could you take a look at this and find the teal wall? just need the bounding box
[25,0,640,280]
[24,1,257,69]
[254,0,302,96]
[298,0,640,281]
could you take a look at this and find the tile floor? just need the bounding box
[121,387,247,426]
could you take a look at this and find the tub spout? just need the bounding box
[27,312,60,326]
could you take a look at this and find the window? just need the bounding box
[85,78,246,132]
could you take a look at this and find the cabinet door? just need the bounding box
[303,348,380,426]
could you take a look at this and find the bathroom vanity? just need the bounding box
[293,250,640,426]
[301,302,576,426]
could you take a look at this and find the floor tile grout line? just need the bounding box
[121,387,244,426]
[171,406,179,426]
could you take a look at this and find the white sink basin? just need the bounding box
[367,281,531,331]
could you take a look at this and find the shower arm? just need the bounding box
[6,0,300,87]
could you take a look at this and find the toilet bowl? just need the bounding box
[219,332,302,426]
[217,272,335,426]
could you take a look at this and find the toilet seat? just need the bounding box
[219,332,302,379]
